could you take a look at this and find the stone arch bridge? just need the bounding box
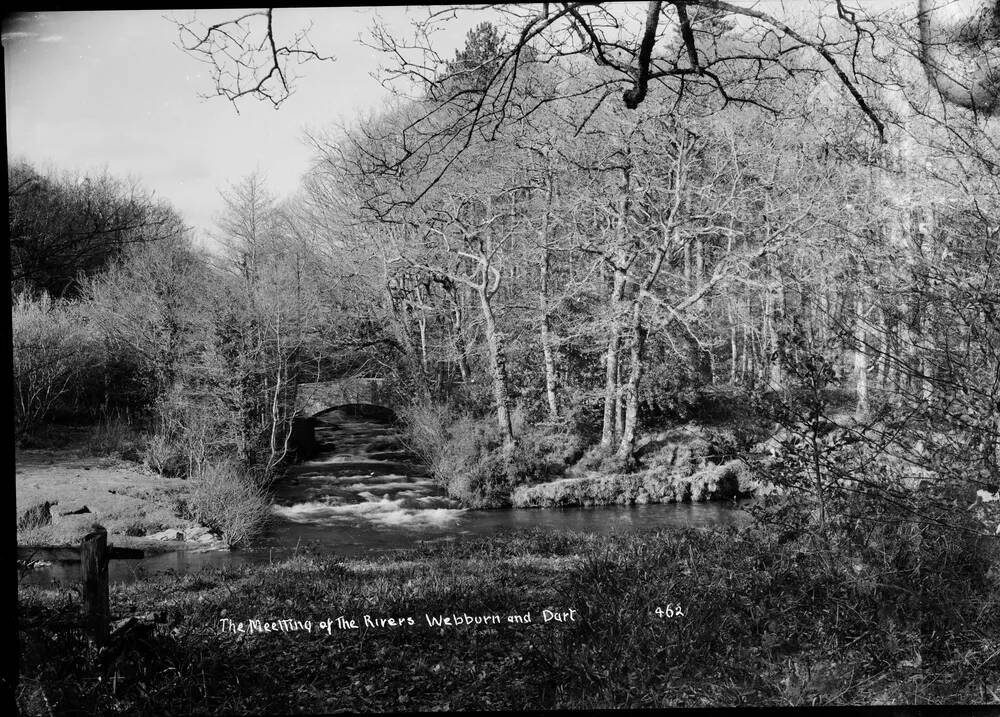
[294,378,391,418]
[289,378,393,459]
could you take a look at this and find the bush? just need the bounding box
[560,389,605,446]
[398,402,452,466]
[123,522,147,537]
[17,502,54,532]
[574,445,630,475]
[507,419,586,485]
[143,433,189,478]
[188,461,272,548]
[90,411,146,460]
[148,383,242,477]
[12,292,103,441]
[432,415,510,507]
[400,403,508,505]
[402,402,589,507]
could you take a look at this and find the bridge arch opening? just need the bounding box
[312,403,397,423]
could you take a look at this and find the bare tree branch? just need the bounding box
[172,9,334,110]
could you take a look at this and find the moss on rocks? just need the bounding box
[511,458,760,508]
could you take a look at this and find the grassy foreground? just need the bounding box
[16,525,1000,713]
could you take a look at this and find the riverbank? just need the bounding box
[512,458,759,507]
[512,422,772,508]
[15,446,226,553]
[16,526,999,712]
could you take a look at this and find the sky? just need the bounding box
[3,7,477,248]
[3,3,902,248]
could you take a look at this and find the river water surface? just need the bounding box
[22,410,748,586]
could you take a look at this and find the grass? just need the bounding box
[16,525,1000,713]
[15,444,219,550]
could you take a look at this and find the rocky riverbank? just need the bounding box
[15,447,227,553]
[512,458,759,508]
[512,423,771,509]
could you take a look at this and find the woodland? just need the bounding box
[13,2,1000,709]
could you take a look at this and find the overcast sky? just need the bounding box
[3,7,479,248]
[4,3,901,249]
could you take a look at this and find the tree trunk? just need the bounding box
[540,282,559,418]
[617,225,673,462]
[683,241,691,289]
[615,360,625,442]
[539,168,559,419]
[767,279,784,392]
[853,290,870,418]
[416,285,429,376]
[920,206,937,402]
[601,166,632,451]
[479,286,515,447]
[617,319,647,463]
[921,305,935,402]
[694,235,705,313]
[600,266,627,451]
[452,301,471,383]
[384,283,432,403]
[880,309,896,390]
[730,324,738,385]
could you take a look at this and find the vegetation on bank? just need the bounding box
[17,518,999,713]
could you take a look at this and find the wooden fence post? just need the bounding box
[81,527,109,645]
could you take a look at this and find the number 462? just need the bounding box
[655,604,684,618]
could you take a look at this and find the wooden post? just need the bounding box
[81,527,110,645]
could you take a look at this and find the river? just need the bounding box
[20,409,749,586]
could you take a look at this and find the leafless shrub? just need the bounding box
[189,460,272,548]
[12,292,102,441]
[90,411,144,460]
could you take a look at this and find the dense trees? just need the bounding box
[12,6,999,541]
[11,11,999,709]
[11,163,334,479]
[9,161,183,299]
[277,13,997,536]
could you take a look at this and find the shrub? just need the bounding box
[123,522,147,537]
[400,403,508,505]
[12,292,103,440]
[398,401,452,466]
[149,383,240,477]
[432,414,510,507]
[574,445,630,475]
[143,433,189,478]
[188,461,272,548]
[560,389,605,446]
[402,402,590,507]
[90,411,146,460]
[171,496,194,522]
[509,419,586,484]
[17,502,54,532]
